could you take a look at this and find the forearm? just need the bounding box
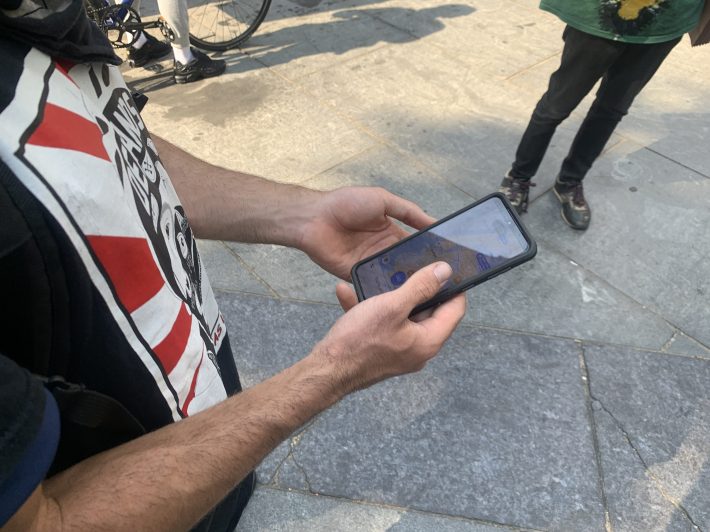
[40,352,342,531]
[153,135,322,244]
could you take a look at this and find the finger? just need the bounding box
[393,262,452,311]
[335,282,359,312]
[381,190,436,230]
[417,293,467,342]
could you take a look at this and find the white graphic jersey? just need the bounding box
[0,48,228,420]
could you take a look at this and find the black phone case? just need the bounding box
[350,192,538,315]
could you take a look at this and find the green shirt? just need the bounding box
[540,0,704,43]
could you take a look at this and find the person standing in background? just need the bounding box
[122,0,226,83]
[499,0,705,230]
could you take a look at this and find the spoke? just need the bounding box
[227,0,241,41]
[197,3,209,37]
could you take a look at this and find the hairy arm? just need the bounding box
[152,135,322,245]
[3,263,465,532]
[7,354,340,532]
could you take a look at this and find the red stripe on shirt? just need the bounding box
[28,103,110,161]
[87,235,165,313]
[153,303,192,375]
[54,58,76,81]
[182,352,203,414]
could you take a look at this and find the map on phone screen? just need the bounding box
[356,197,529,298]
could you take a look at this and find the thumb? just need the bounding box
[336,282,359,312]
[395,262,452,311]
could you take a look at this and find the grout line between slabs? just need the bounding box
[578,342,614,532]
[503,50,561,82]
[218,241,281,298]
[252,485,544,531]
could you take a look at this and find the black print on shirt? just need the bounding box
[599,0,668,36]
[101,84,217,366]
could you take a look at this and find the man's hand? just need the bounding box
[297,187,435,280]
[311,262,466,393]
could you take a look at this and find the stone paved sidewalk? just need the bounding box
[124,1,710,529]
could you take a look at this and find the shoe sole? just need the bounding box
[553,186,589,231]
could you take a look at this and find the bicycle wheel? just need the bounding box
[188,0,271,51]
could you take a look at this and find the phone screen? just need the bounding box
[354,196,531,299]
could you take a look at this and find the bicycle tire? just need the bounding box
[188,0,271,51]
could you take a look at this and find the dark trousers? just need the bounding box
[510,26,680,184]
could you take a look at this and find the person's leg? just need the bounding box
[125,0,173,67]
[157,0,227,83]
[155,0,191,55]
[552,36,681,230]
[501,26,624,213]
[509,27,625,181]
[557,36,682,184]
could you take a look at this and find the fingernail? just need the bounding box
[433,262,452,283]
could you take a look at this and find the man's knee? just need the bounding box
[532,94,573,123]
[588,98,627,122]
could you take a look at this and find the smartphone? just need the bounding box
[351,192,537,314]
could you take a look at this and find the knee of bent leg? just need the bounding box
[534,95,573,123]
[590,99,627,122]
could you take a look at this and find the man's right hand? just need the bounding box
[312,262,467,394]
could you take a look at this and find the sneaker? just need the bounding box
[127,33,172,68]
[553,178,591,230]
[498,172,536,214]
[174,49,226,84]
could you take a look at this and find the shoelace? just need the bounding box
[511,179,536,192]
[571,184,586,207]
[506,179,536,212]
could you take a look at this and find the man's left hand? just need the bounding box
[298,187,435,280]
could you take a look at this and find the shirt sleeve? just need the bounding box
[0,354,60,526]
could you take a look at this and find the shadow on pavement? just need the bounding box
[235,4,474,71]
[128,3,474,93]
[126,62,176,93]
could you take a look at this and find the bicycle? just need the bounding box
[84,0,271,52]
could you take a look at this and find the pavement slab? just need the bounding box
[225,242,341,304]
[219,291,606,531]
[525,141,710,349]
[130,63,377,184]
[584,344,710,531]
[245,5,443,81]
[463,241,674,351]
[302,144,474,220]
[197,239,274,296]
[614,45,710,177]
[284,331,606,530]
